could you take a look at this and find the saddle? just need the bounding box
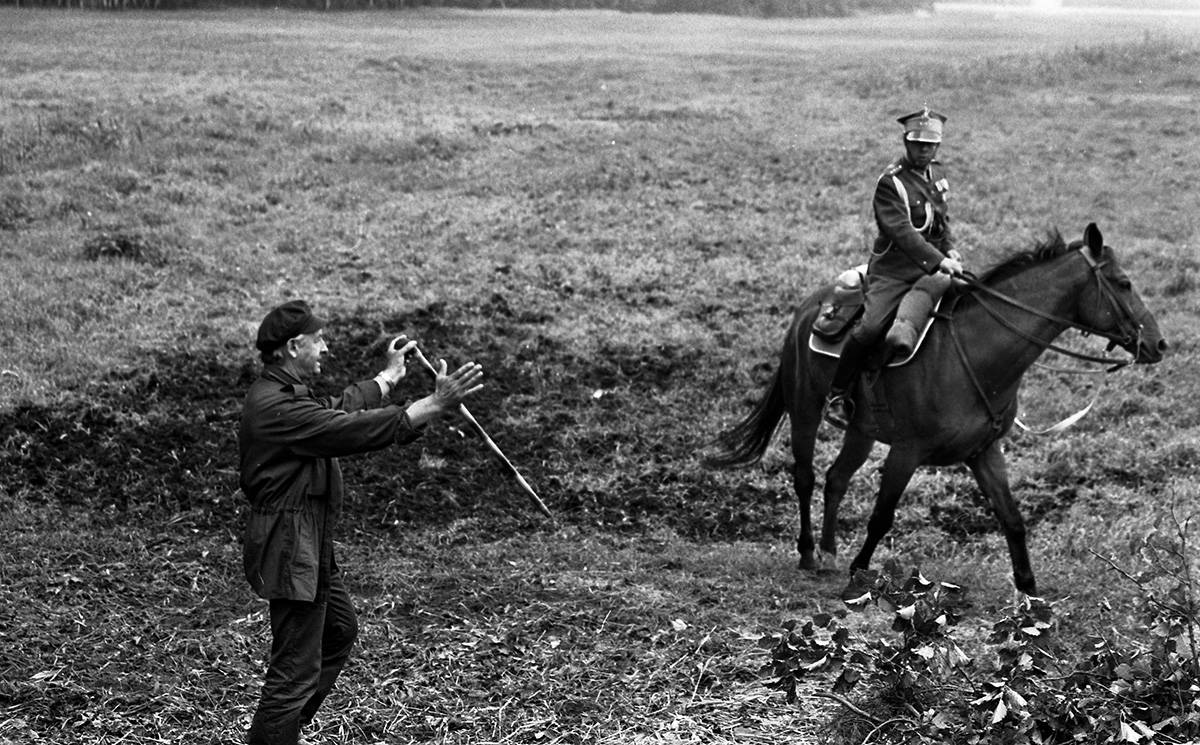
[808,268,942,368]
[811,265,867,341]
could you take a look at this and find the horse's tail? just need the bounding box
[703,364,787,469]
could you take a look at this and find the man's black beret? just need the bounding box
[255,299,324,353]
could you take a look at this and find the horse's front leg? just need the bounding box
[966,441,1037,595]
[845,446,922,596]
[820,431,875,557]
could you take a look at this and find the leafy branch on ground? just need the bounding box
[760,510,1200,744]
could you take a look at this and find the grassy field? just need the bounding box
[2,5,1200,744]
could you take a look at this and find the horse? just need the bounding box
[706,224,1167,597]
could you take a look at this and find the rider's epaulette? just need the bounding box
[879,160,905,180]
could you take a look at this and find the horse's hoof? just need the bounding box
[1013,575,1039,598]
[817,551,839,575]
[841,585,872,607]
[798,553,817,571]
[840,570,875,607]
[1015,583,1041,599]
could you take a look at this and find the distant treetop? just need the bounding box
[1,0,935,17]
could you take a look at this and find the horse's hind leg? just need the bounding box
[790,415,821,570]
[848,446,922,581]
[819,431,875,558]
[966,441,1037,595]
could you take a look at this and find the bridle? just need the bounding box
[942,246,1145,441]
[956,246,1145,372]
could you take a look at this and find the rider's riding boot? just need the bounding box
[823,335,871,429]
[885,319,919,359]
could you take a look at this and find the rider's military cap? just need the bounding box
[256,299,324,353]
[898,107,947,143]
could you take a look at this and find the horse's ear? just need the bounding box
[1084,222,1104,257]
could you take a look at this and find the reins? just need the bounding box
[944,316,1006,438]
[1013,378,1104,435]
[942,246,1142,436]
[954,247,1141,372]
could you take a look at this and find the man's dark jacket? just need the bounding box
[239,365,420,602]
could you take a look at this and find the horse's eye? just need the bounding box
[1117,278,1132,290]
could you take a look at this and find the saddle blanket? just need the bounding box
[809,297,943,368]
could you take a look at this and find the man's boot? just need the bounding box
[823,335,870,429]
[885,319,919,359]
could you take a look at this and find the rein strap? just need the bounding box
[942,246,1139,437]
[972,294,1130,370]
[956,248,1136,370]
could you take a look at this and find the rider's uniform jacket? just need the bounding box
[868,157,955,281]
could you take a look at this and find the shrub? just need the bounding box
[81,231,168,265]
[0,192,31,230]
[760,512,1200,744]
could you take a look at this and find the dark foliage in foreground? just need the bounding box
[761,522,1200,744]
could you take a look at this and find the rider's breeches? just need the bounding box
[894,272,952,329]
[851,271,952,344]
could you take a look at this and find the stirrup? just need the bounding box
[823,393,854,429]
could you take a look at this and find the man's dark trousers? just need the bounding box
[248,572,359,745]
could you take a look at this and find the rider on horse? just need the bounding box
[823,107,965,429]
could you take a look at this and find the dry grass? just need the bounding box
[1,504,849,744]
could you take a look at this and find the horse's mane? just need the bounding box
[976,230,1075,285]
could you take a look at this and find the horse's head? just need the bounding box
[1073,223,1167,364]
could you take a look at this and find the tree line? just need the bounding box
[0,0,933,16]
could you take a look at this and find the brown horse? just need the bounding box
[706,224,1167,596]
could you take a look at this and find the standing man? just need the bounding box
[823,107,965,429]
[239,299,484,745]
